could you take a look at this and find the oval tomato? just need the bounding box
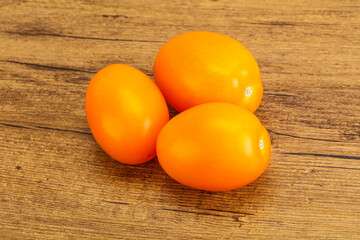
[154,31,263,113]
[86,64,169,164]
[156,102,271,191]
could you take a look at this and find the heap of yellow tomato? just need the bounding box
[85,31,271,191]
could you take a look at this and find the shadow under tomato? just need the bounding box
[87,103,274,218]
[92,139,273,216]
[158,169,273,213]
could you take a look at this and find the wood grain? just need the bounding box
[0,0,359,239]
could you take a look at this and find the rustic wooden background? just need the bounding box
[1,0,359,239]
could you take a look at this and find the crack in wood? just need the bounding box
[282,152,360,160]
[0,122,92,136]
[160,208,228,218]
[103,200,131,205]
[0,122,31,130]
[1,59,154,77]
[268,129,341,143]
[0,60,96,74]
[6,31,165,43]
[102,14,129,19]
[27,124,92,136]
[202,208,254,216]
[263,93,298,98]
[248,21,299,26]
[246,21,332,26]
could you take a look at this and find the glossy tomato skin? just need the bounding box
[86,64,169,164]
[156,102,270,191]
[154,31,263,113]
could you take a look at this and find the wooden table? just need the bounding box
[1,0,359,239]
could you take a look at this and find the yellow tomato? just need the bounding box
[86,64,169,164]
[156,102,271,191]
[154,31,263,113]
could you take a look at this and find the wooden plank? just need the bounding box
[0,0,359,239]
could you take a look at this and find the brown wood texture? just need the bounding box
[0,0,359,239]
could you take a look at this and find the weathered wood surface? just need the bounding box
[0,0,359,239]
